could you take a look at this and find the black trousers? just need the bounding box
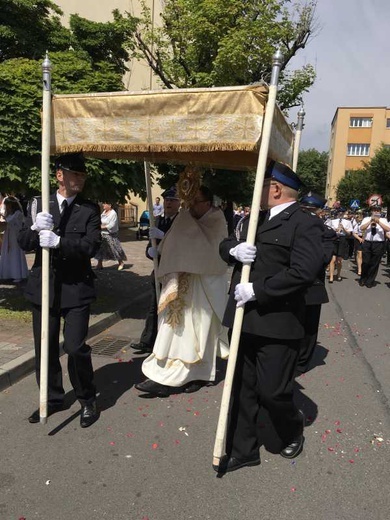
[226,332,302,460]
[296,304,322,375]
[361,241,386,286]
[32,303,96,406]
[140,275,158,347]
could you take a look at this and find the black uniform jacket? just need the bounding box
[219,202,324,340]
[145,212,178,260]
[304,222,337,306]
[18,193,101,308]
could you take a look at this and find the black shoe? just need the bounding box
[184,380,207,393]
[365,283,373,288]
[28,402,64,423]
[80,401,99,428]
[135,379,171,397]
[280,435,304,459]
[213,454,260,473]
[359,280,366,287]
[130,341,152,353]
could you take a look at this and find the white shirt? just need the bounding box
[268,201,296,220]
[326,218,353,236]
[361,216,389,242]
[153,203,163,217]
[101,209,119,234]
[56,192,76,213]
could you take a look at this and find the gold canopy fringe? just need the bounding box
[51,142,259,154]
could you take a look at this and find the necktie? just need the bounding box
[59,199,70,234]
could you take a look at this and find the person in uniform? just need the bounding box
[295,192,337,375]
[130,188,181,354]
[216,161,324,473]
[18,153,101,427]
[325,210,353,282]
[359,206,390,288]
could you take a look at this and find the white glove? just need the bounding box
[31,212,54,232]
[39,230,60,248]
[147,246,158,259]
[149,227,165,240]
[234,283,256,308]
[229,242,257,263]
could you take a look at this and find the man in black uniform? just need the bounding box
[130,187,180,354]
[18,153,101,427]
[216,161,324,473]
[295,192,337,375]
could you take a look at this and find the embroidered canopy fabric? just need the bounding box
[50,85,294,170]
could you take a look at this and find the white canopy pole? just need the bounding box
[213,50,284,467]
[292,106,305,172]
[143,161,160,302]
[39,52,52,424]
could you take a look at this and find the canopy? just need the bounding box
[50,85,294,170]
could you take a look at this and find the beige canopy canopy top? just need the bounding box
[50,84,294,170]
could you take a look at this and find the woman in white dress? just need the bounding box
[95,202,127,270]
[0,196,28,283]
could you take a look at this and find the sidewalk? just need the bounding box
[0,228,154,391]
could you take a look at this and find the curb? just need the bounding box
[0,291,150,393]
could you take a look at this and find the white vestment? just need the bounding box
[142,207,229,387]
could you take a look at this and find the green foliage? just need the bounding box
[130,0,318,110]
[296,148,328,196]
[83,158,145,203]
[0,0,69,61]
[336,168,375,209]
[366,144,390,206]
[69,11,137,75]
[336,144,390,209]
[0,3,142,202]
[203,170,255,205]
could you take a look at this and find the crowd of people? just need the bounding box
[316,207,390,288]
[2,151,389,476]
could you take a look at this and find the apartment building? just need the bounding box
[326,107,390,204]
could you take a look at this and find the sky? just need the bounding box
[289,0,390,152]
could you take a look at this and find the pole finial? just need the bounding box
[272,48,284,67]
[270,49,284,86]
[42,51,52,71]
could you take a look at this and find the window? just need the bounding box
[387,118,390,128]
[349,117,372,128]
[347,143,370,156]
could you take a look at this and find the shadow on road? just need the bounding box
[94,356,145,412]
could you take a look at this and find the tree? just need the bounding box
[123,0,318,203]
[366,144,390,207]
[0,0,70,62]
[296,148,328,196]
[336,144,390,210]
[130,0,318,110]
[0,2,144,201]
[336,168,375,210]
[69,11,138,75]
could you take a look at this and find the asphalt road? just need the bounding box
[1,258,389,520]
